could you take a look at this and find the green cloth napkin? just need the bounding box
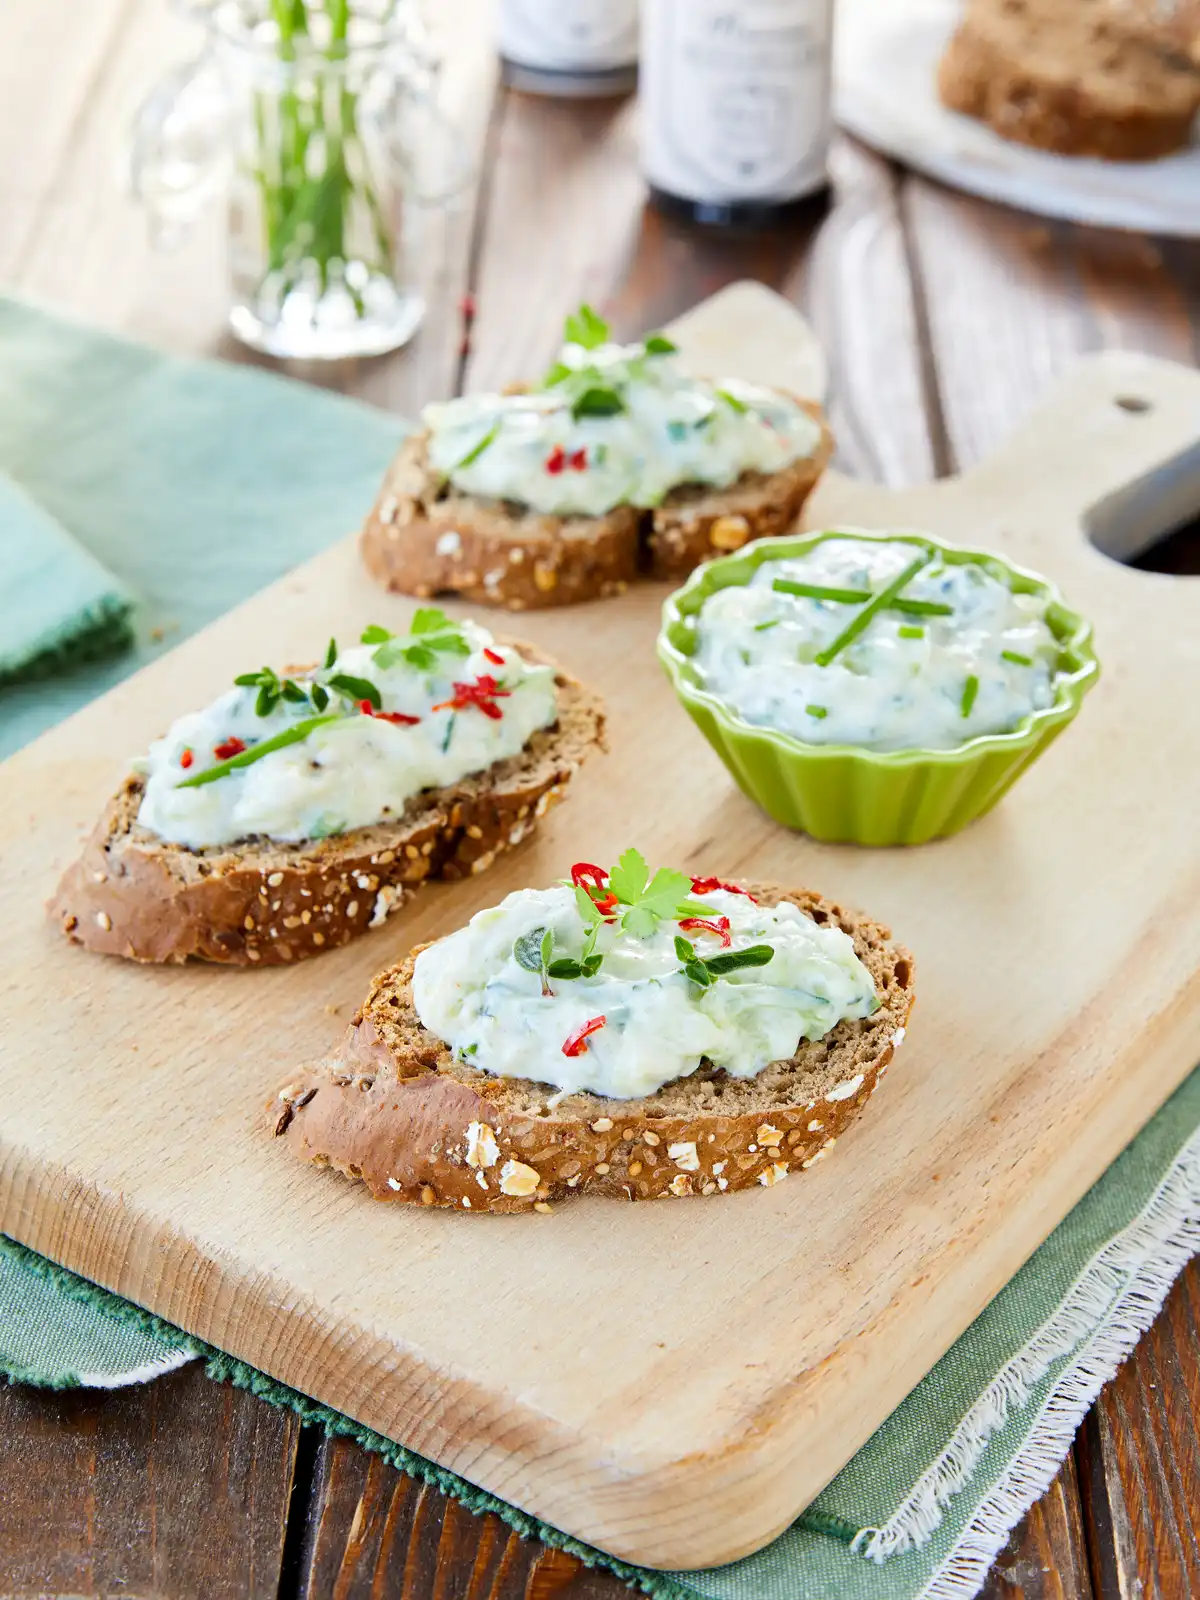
[0,296,406,758]
[0,473,134,686]
[6,1066,1200,1600]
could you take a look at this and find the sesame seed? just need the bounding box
[96,911,112,931]
[421,1186,435,1205]
[629,1160,643,1177]
[595,1162,610,1175]
[642,1131,661,1147]
[267,872,284,887]
[533,1201,552,1213]
[591,1117,613,1132]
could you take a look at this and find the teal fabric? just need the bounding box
[0,473,133,687]
[0,296,406,756]
[6,1067,1200,1600]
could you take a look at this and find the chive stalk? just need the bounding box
[816,551,931,667]
[177,714,342,789]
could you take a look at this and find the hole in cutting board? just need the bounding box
[1085,435,1200,576]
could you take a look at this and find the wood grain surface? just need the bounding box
[2,0,1200,1594]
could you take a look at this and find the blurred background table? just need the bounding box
[2,2,1199,1595]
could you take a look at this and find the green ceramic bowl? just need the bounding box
[658,528,1100,846]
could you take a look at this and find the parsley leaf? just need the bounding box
[644,333,677,355]
[371,608,472,672]
[571,385,625,420]
[360,624,391,645]
[564,303,609,350]
[608,848,714,938]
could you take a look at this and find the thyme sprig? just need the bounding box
[675,935,775,990]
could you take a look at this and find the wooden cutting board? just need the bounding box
[2,284,1198,1571]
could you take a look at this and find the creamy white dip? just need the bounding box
[422,328,821,518]
[411,880,877,1100]
[136,618,557,850]
[694,537,1060,752]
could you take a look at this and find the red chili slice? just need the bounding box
[678,915,732,947]
[570,862,609,889]
[179,748,194,769]
[562,1015,606,1057]
[213,737,246,760]
[432,675,512,721]
[569,447,588,471]
[689,875,759,902]
[483,647,505,665]
[545,444,566,475]
[373,710,421,726]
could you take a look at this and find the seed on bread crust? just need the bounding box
[271,883,915,1211]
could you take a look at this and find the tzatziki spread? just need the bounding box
[135,612,557,850]
[694,536,1060,752]
[422,305,821,518]
[411,852,877,1100]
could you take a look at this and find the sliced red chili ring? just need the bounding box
[483,647,505,665]
[689,875,759,902]
[545,444,566,475]
[678,915,732,947]
[179,748,194,769]
[213,737,246,760]
[562,1015,606,1057]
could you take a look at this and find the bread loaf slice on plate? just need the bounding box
[51,648,604,967]
[937,0,1200,160]
[272,884,914,1210]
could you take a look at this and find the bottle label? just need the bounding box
[499,0,639,73]
[642,0,833,203]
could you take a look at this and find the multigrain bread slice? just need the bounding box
[50,650,605,967]
[271,884,914,1210]
[938,0,1200,160]
[360,401,833,611]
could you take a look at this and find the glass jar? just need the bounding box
[498,0,639,98]
[131,0,466,359]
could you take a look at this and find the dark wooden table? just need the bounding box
[3,3,1200,1593]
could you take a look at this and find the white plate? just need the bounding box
[835,0,1200,236]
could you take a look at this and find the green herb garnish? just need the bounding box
[805,704,828,719]
[324,637,338,669]
[369,609,472,673]
[326,672,381,708]
[644,333,677,355]
[564,304,610,350]
[889,598,953,617]
[815,550,931,667]
[961,674,980,717]
[453,421,500,473]
[898,625,925,640]
[514,926,554,995]
[754,620,780,632]
[1001,650,1033,666]
[176,714,342,789]
[716,387,749,415]
[606,848,714,939]
[571,386,625,420]
[772,578,872,604]
[234,665,312,718]
[674,935,775,990]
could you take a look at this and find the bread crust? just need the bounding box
[360,401,833,610]
[272,885,915,1210]
[50,649,605,967]
[937,0,1200,160]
